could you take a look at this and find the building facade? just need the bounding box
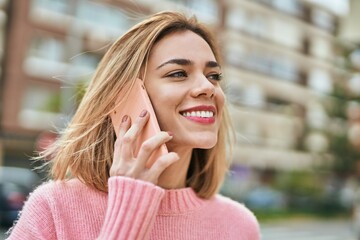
[0,0,355,172]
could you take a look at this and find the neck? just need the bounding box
[157,146,192,189]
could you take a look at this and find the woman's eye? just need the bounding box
[167,71,187,78]
[208,73,223,81]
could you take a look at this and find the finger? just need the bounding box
[133,132,173,173]
[117,115,131,140]
[123,110,149,139]
[113,115,131,165]
[120,110,149,159]
[150,152,180,180]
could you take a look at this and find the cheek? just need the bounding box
[150,84,184,108]
[148,89,177,126]
[150,89,175,110]
[216,89,225,110]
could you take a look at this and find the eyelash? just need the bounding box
[167,71,188,78]
[167,71,223,81]
[208,73,223,81]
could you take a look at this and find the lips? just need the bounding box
[180,105,216,124]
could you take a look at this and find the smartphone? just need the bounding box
[110,78,168,168]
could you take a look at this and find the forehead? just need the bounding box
[148,30,216,64]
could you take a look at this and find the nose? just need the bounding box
[190,74,215,98]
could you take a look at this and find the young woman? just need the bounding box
[7,11,260,239]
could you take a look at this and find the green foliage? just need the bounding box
[273,170,345,215]
[74,81,88,107]
[326,87,348,119]
[324,84,360,175]
[42,92,61,112]
[329,133,360,175]
[254,208,349,222]
[275,171,323,199]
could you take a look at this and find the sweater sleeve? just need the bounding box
[6,184,57,240]
[97,176,165,240]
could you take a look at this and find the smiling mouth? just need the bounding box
[179,105,217,124]
[181,111,214,118]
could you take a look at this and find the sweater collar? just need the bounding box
[158,187,207,214]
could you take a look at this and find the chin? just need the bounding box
[194,138,218,149]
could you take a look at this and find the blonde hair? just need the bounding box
[41,11,233,199]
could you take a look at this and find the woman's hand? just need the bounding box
[110,110,179,185]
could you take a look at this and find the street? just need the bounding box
[0,219,357,239]
[261,219,357,240]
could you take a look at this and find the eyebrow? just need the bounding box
[156,58,221,69]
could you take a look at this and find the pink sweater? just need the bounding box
[7,177,260,240]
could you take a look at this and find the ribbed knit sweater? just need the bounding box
[7,176,260,240]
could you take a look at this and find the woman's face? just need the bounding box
[144,30,225,150]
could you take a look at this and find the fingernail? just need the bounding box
[122,115,128,122]
[167,131,173,137]
[140,110,147,117]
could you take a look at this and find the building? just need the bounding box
[0,0,355,172]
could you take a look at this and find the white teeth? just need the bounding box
[182,111,214,118]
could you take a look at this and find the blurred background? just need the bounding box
[0,0,360,239]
